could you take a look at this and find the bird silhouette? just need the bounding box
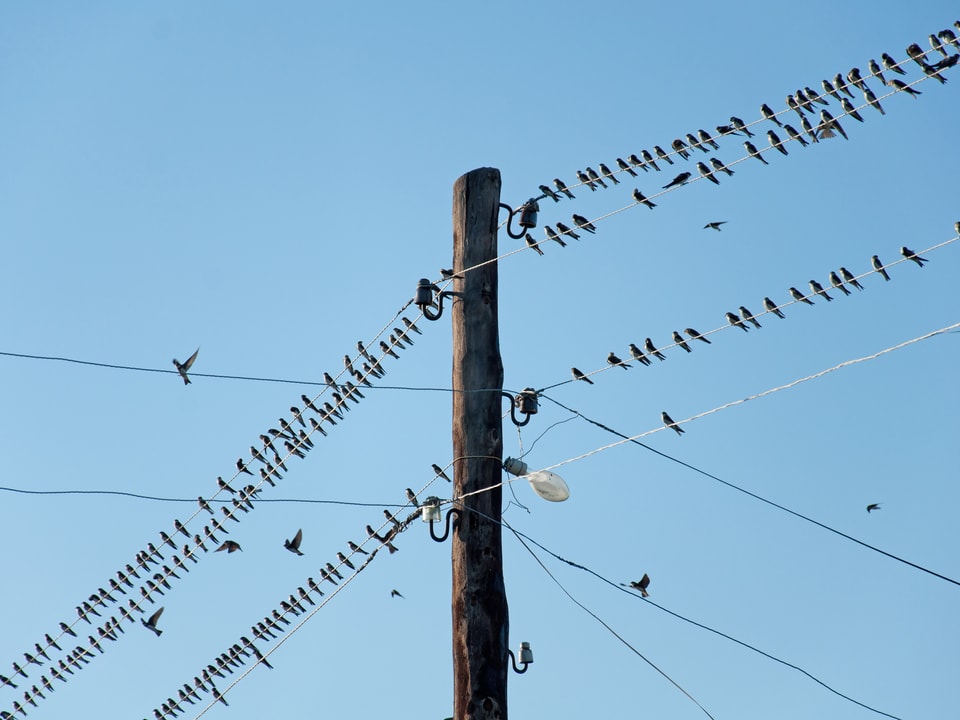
[866,503,882,513]
[789,287,815,305]
[764,297,786,319]
[661,412,684,436]
[431,463,452,482]
[632,188,656,208]
[900,246,927,267]
[684,328,711,344]
[172,348,199,385]
[284,529,304,556]
[739,306,761,329]
[624,573,651,597]
[809,279,833,301]
[141,607,164,637]
[829,271,851,296]
[872,255,891,281]
[726,312,749,331]
[524,233,545,256]
[391,589,405,599]
[571,367,594,384]
[703,221,726,231]
[215,540,242,553]
[607,352,630,370]
[672,331,692,353]
[662,171,691,189]
[644,338,666,361]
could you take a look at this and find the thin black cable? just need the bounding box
[540,394,960,588]
[467,505,904,720]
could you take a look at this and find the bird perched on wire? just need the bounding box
[215,541,242,554]
[616,157,638,177]
[789,286,815,305]
[643,338,666,361]
[760,103,782,126]
[553,178,574,199]
[839,267,864,290]
[141,607,165,637]
[632,188,656,208]
[696,162,720,185]
[440,268,464,281]
[172,348,199,385]
[900,246,927,267]
[739,306,761,329]
[809,279,833,301]
[607,351,630,370]
[703,221,726,231]
[744,141,768,165]
[889,78,922,97]
[524,233,544,256]
[572,214,597,234]
[662,171,691,189]
[764,297,785,319]
[726,311,749,331]
[571,367,594,384]
[767,129,789,156]
[866,503,882,513]
[283,529,304,556]
[431,463,451,482]
[538,184,561,202]
[622,573,651,597]
[671,331,692,353]
[829,271,851,296]
[661,411,684,436]
[684,328,711,344]
[871,255,891,281]
[628,343,651,366]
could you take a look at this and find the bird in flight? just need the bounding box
[623,573,651,597]
[216,540,243,553]
[284,529,304,556]
[703,221,726,231]
[866,503,882,513]
[141,607,165,637]
[390,589,405,599]
[172,348,199,385]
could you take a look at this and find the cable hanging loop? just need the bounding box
[499,199,539,239]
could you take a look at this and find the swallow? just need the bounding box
[846,67,867,92]
[863,87,885,115]
[236,458,253,476]
[212,687,228,706]
[696,162,719,185]
[871,255,891,281]
[141,607,164,637]
[348,541,369,557]
[767,129,788,156]
[598,162,619,184]
[555,221,581,241]
[400,317,423,339]
[661,412,684,436]
[60,621,77,637]
[818,109,847,140]
[538,184,561,202]
[215,540,242,554]
[921,60,948,83]
[324,562,344,581]
[783,123,809,147]
[251,645,273,669]
[575,169,594,190]
[638,337,663,361]
[571,367,594,384]
[607,351,629,369]
[383,509,401,530]
[654,145,674,165]
[739,306,761,329]
[523,233,544,256]
[1,675,18,689]
[930,53,959,71]
[585,166,607,188]
[726,311,749,331]
[715,123,737,137]
[839,96,864,122]
[799,113,819,143]
[889,78,921,96]
[809,279,832,301]
[662,171,691,189]
[182,543,199,562]
[378,340,399,360]
[900,246,927,267]
[702,220,727,233]
[672,331,692,353]
[939,29,960,51]
[391,589,405,599]
[786,94,805,117]
[366,525,398,553]
[284,529,304,556]
[172,348,199,385]
[834,71,854,98]
[641,148,660,170]
[709,157,734,176]
[616,158,638,177]
[837,267,863,291]
[866,503,882,513]
[760,103,781,127]
[697,129,720,152]
[821,78,841,102]
[553,178,575,199]
[628,343,652,366]
[631,188,656,208]
[805,86,828,105]
[193,533,209,553]
[336,551,356,570]
[866,58,886,86]
[682,328,710,345]
[686,132,706,153]
[744,141,768,164]
[828,271,851,296]
[795,88,812,112]
[728,117,752,137]
[906,42,928,66]
[670,138,690,160]
[763,297,785,319]
[45,634,61,652]
[628,153,646,170]
[543,226,567,248]
[572,214,597,235]
[425,463,451,485]
[881,52,906,75]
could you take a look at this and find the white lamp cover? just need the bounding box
[526,470,570,502]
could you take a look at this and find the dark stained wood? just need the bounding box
[451,168,508,720]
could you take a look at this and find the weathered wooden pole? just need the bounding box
[451,167,508,720]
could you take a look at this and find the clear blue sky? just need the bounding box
[2,3,957,719]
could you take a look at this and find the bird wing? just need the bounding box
[181,348,199,372]
[291,528,303,549]
[147,607,164,626]
[639,573,650,589]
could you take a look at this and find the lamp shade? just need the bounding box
[526,470,570,502]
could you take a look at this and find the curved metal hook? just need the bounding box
[415,279,449,321]
[429,507,462,543]
[503,391,532,427]
[507,649,530,674]
[499,203,528,240]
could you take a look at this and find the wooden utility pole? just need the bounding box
[451,167,508,720]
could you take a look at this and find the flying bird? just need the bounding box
[391,589,405,599]
[900,246,927,267]
[866,503,882,513]
[763,297,785,319]
[744,141,768,165]
[172,348,199,385]
[627,573,651,597]
[661,412,684,436]
[215,540,242,553]
[644,337,666,361]
[141,607,164,637]
[703,221,726,231]
[726,311,749,331]
[662,171,691,189]
[809,279,833,301]
[607,351,630,370]
[829,271,851,296]
[872,255,891,281]
[684,328,711,344]
[739,306,761,329]
[571,367,594,384]
[632,188,656,208]
[284,529,304,556]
